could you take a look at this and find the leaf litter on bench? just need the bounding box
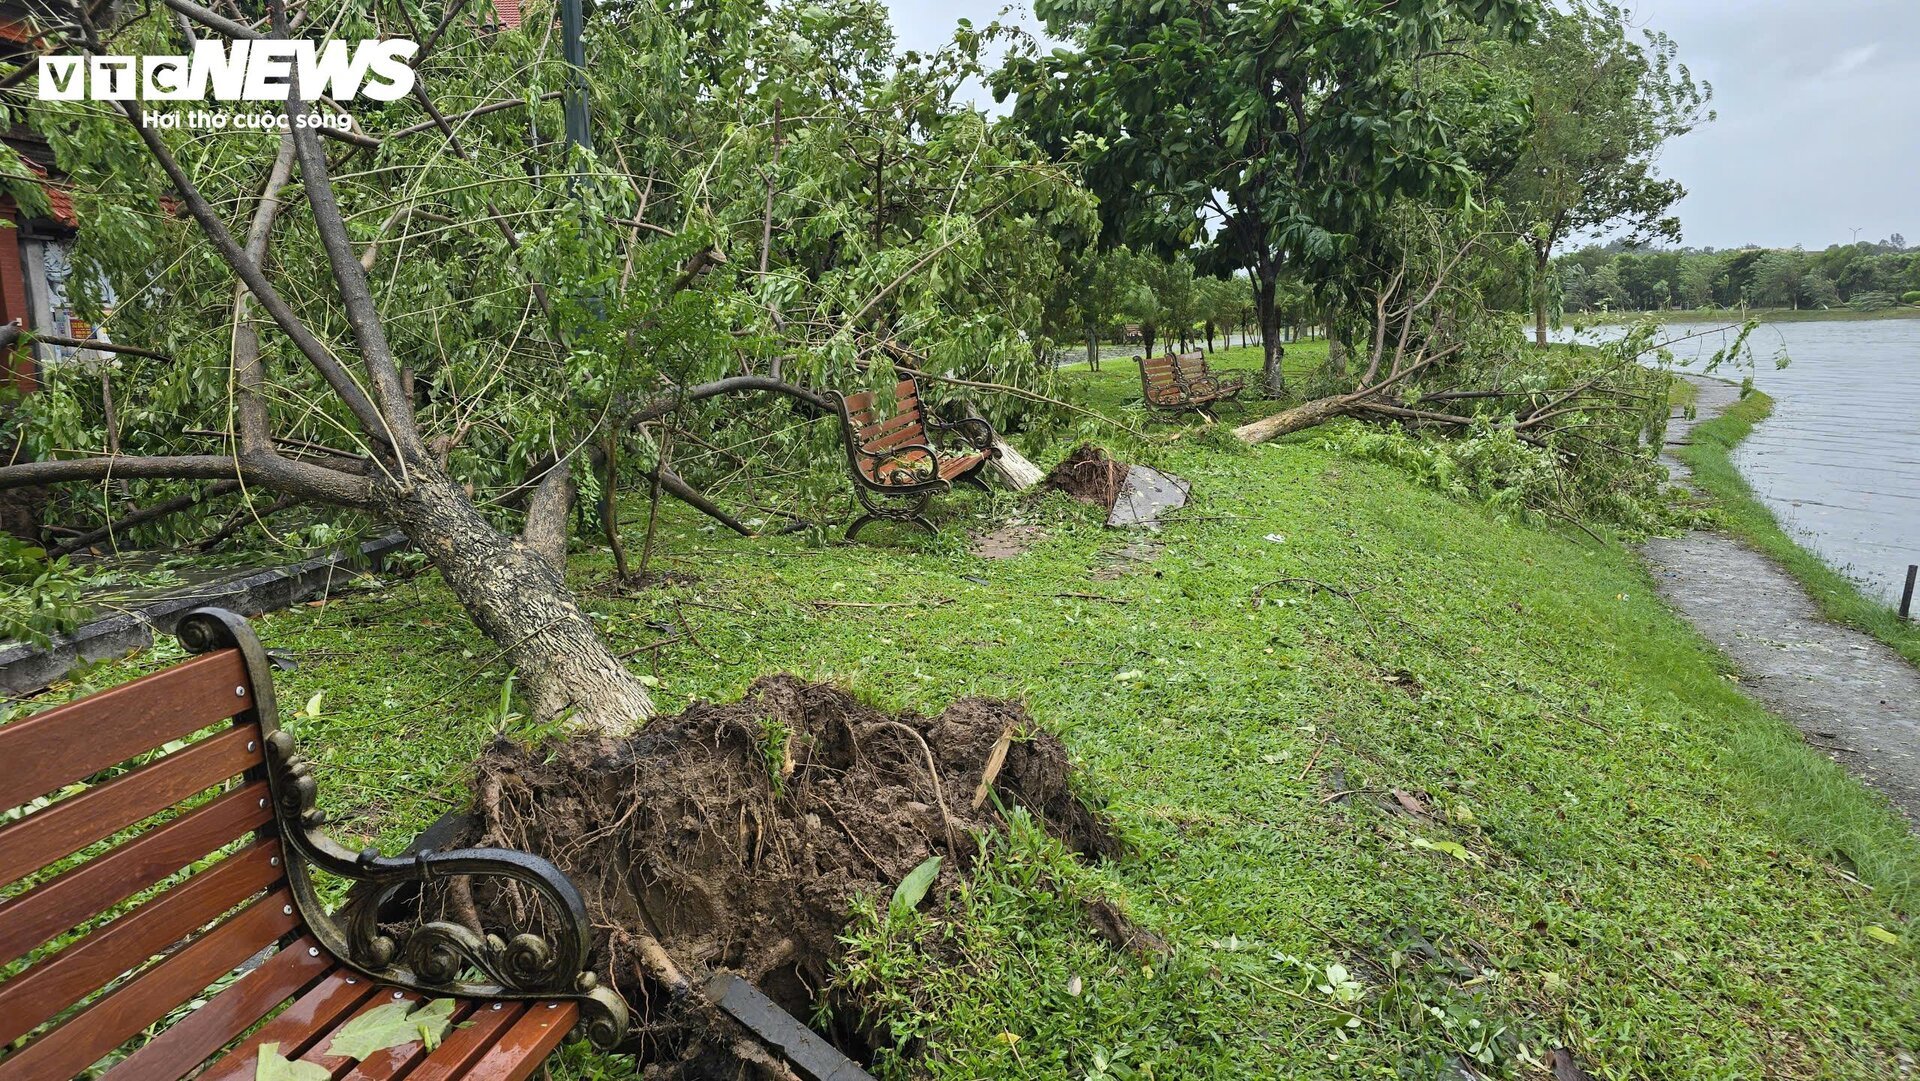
[443,675,1126,1077]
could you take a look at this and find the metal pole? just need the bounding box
[559,0,593,152]
[1901,564,1917,621]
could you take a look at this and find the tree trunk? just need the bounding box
[1327,320,1348,376]
[1255,270,1285,397]
[1086,328,1099,371]
[1234,392,1364,445]
[379,468,653,735]
[1533,246,1551,348]
[1142,323,1157,359]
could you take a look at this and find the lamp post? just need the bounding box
[559,0,593,152]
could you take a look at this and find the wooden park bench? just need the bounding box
[828,375,1000,540]
[1136,351,1246,418]
[0,607,627,1081]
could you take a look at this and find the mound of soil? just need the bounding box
[1045,444,1130,508]
[447,675,1118,1075]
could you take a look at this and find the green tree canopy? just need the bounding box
[992,0,1536,395]
[1491,0,1713,343]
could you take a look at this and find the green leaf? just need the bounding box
[1411,837,1480,863]
[324,998,457,1061]
[303,691,324,719]
[255,1042,329,1081]
[1865,925,1903,946]
[889,855,942,921]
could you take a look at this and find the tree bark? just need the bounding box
[380,468,654,733]
[521,463,576,570]
[1233,392,1358,444]
[1255,268,1285,397]
[1085,329,1099,371]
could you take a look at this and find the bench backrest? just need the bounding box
[1174,351,1208,384]
[1136,354,1181,404]
[0,612,291,1080]
[840,377,927,455]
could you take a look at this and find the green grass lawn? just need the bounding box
[16,347,1919,1079]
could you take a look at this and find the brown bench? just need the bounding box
[827,375,999,540]
[1136,351,1245,418]
[0,608,626,1081]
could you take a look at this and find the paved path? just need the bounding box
[1642,378,1920,825]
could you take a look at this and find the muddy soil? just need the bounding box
[447,675,1118,1075]
[970,523,1046,559]
[1045,444,1129,508]
[1645,377,1920,825]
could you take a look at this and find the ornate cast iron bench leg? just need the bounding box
[846,490,936,541]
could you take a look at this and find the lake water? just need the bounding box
[1561,318,1920,605]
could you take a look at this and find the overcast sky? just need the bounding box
[880,0,1919,252]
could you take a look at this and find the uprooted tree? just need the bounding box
[1231,210,1755,530]
[0,0,1091,730]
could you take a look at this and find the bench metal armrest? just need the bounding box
[924,413,997,454]
[857,440,942,486]
[175,609,629,1051]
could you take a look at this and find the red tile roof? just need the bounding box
[17,158,76,228]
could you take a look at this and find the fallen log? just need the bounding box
[964,403,1043,491]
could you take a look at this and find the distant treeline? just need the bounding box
[1556,238,1920,313]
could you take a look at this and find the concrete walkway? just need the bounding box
[1642,378,1920,825]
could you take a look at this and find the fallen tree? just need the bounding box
[1229,223,1738,530]
[3,0,1089,728]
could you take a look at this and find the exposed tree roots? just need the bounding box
[1044,444,1130,508]
[447,675,1120,1077]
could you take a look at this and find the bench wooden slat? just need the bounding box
[398,1003,527,1081]
[100,934,333,1081]
[0,888,298,1081]
[0,649,251,811]
[0,837,284,1047]
[0,780,272,968]
[863,419,928,456]
[937,452,992,481]
[0,723,263,889]
[299,987,428,1075]
[192,968,383,1081]
[340,1000,485,1081]
[454,1002,580,1081]
[857,400,920,443]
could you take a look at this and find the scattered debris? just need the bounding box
[1551,1048,1596,1081]
[1042,444,1190,529]
[706,973,876,1081]
[1093,539,1164,581]
[1391,789,1430,818]
[1084,898,1172,958]
[1106,465,1191,528]
[970,523,1046,559]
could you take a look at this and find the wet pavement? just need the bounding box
[1643,377,1920,825]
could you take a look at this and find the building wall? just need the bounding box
[0,196,34,394]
